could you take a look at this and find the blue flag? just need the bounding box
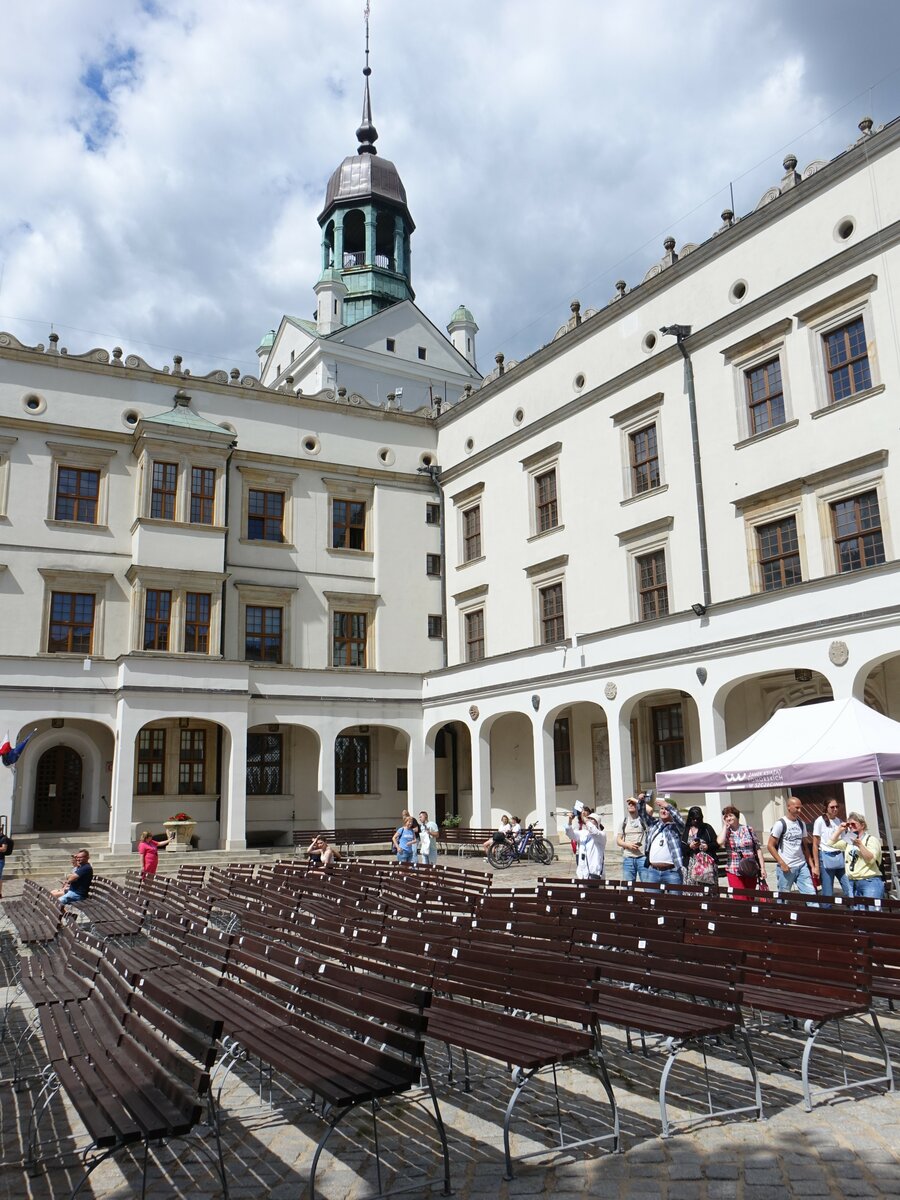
[2,731,35,767]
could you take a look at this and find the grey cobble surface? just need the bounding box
[1,855,899,1198]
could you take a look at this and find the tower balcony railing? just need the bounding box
[341,251,396,271]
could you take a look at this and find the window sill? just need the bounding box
[734,418,799,450]
[527,523,565,544]
[238,538,296,550]
[130,650,222,659]
[46,519,110,532]
[326,546,374,559]
[620,483,668,508]
[456,555,486,571]
[130,516,226,533]
[811,382,885,419]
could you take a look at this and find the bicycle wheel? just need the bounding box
[529,836,555,865]
[487,842,515,869]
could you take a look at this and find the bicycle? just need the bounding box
[487,824,555,869]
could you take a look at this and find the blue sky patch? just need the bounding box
[77,45,139,152]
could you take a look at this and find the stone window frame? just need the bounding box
[720,320,796,446]
[45,441,116,530]
[814,469,890,578]
[740,493,807,595]
[525,555,568,647]
[234,581,298,667]
[521,443,563,540]
[616,516,673,623]
[126,565,226,656]
[452,582,488,665]
[451,481,485,570]
[38,567,112,658]
[612,394,667,504]
[0,435,16,521]
[136,440,227,529]
[795,275,884,416]
[324,590,379,670]
[322,476,375,558]
[237,465,298,548]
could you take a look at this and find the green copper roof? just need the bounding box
[142,404,230,436]
[258,329,276,349]
[449,304,476,325]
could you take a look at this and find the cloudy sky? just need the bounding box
[2,0,900,381]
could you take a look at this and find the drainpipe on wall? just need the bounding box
[660,325,712,611]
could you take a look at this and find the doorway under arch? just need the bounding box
[34,745,82,831]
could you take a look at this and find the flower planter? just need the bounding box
[163,820,196,853]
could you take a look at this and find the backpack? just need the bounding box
[687,850,717,886]
[0,835,12,854]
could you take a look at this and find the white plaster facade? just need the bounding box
[2,115,900,853]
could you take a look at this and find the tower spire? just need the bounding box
[356,2,378,155]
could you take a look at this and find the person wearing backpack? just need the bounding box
[767,795,815,895]
[616,795,648,883]
[829,812,884,901]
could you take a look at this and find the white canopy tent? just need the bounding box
[655,698,900,893]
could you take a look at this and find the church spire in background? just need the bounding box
[356,2,378,155]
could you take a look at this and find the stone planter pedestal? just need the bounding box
[163,820,196,852]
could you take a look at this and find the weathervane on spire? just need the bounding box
[357,1,378,155]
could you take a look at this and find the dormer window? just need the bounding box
[418,346,427,361]
[386,338,396,353]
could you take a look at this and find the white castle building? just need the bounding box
[1,80,899,853]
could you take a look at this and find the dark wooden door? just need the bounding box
[33,746,82,831]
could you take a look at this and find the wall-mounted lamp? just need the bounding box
[794,669,813,683]
[691,602,707,617]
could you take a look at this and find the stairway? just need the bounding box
[3,832,287,885]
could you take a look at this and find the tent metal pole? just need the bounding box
[874,778,900,896]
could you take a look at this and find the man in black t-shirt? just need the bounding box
[50,849,93,907]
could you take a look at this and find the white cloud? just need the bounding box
[1,0,900,376]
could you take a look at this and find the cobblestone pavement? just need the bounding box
[1,853,898,1198]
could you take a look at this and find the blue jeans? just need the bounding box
[642,866,682,887]
[622,856,643,883]
[819,853,848,899]
[58,890,85,907]
[396,849,416,867]
[848,876,885,900]
[775,862,815,894]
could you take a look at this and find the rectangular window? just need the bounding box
[745,358,785,435]
[465,608,485,662]
[539,582,565,644]
[534,468,559,532]
[333,611,367,667]
[426,502,440,526]
[178,729,206,795]
[143,589,172,651]
[824,318,871,404]
[48,592,95,654]
[417,346,427,361]
[652,704,685,774]
[150,462,178,520]
[386,338,396,353]
[245,605,283,663]
[184,592,212,653]
[462,505,482,562]
[246,732,282,795]
[426,553,442,577]
[831,489,885,572]
[332,498,366,550]
[136,729,166,795]
[428,613,443,639]
[636,550,668,620]
[55,467,99,523]
[629,425,660,494]
[335,734,370,794]
[190,467,216,525]
[247,489,284,542]
[757,516,802,591]
[397,767,408,791]
[553,716,573,786]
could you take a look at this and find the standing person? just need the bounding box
[0,828,12,899]
[565,810,606,880]
[829,812,885,901]
[719,806,767,895]
[616,796,648,884]
[682,805,720,886]
[393,816,418,867]
[50,849,93,908]
[638,794,685,886]
[137,829,172,876]
[767,796,815,895]
[417,810,439,866]
[813,798,849,899]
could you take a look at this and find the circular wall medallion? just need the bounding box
[604,682,617,700]
[828,640,850,667]
[468,704,480,721]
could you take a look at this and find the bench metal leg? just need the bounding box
[801,1014,895,1112]
[659,1031,763,1138]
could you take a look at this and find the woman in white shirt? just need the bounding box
[565,810,606,880]
[812,798,848,899]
